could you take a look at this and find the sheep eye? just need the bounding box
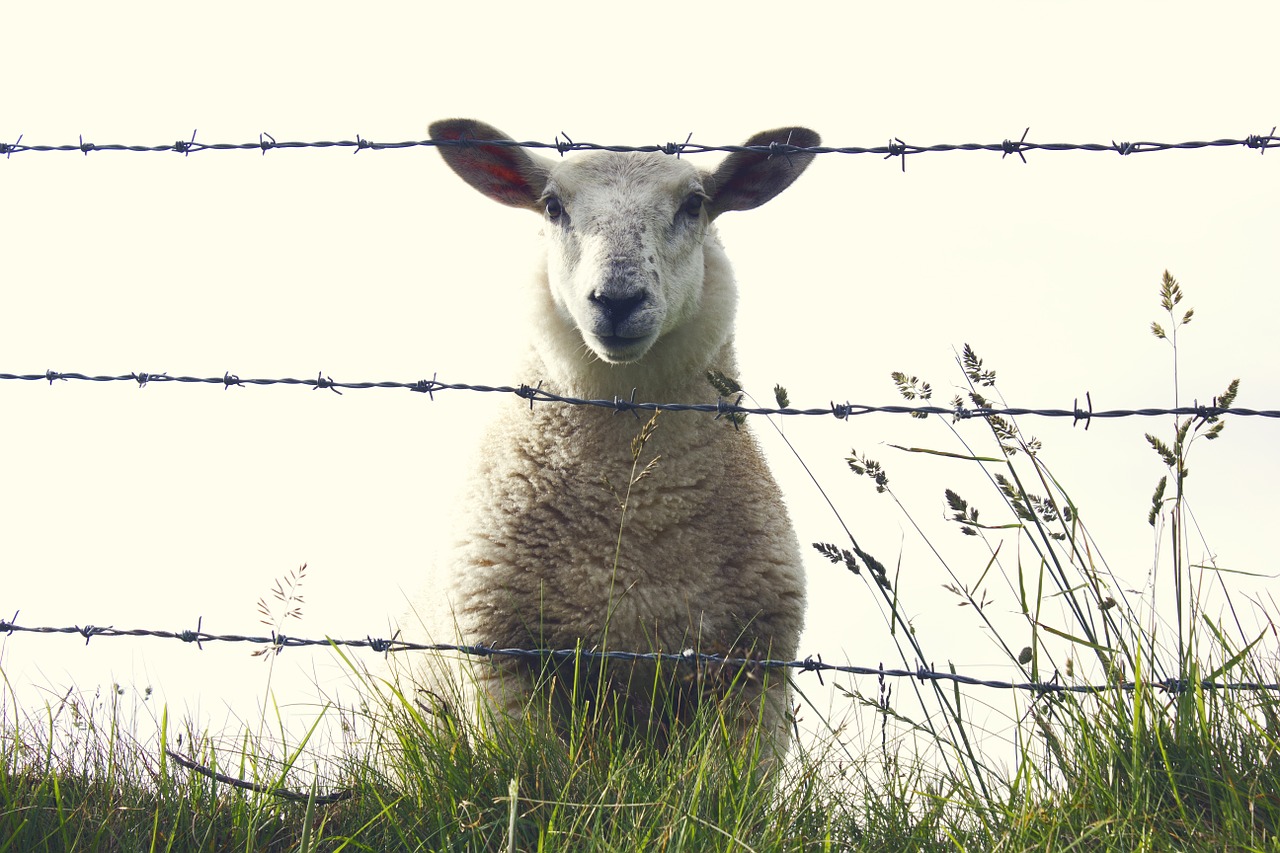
[680,193,704,219]
[544,196,564,220]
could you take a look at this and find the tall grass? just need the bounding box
[823,270,1279,849]
[2,270,1278,851]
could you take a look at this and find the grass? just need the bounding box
[3,269,1280,851]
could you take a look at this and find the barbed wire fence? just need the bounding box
[5,123,1279,804]
[3,372,1271,698]
[9,612,1272,807]
[4,127,1276,692]
[1,128,1276,171]
[3,615,1275,698]
[1,369,1276,426]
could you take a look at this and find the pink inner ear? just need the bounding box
[479,161,536,206]
[462,144,535,204]
[476,155,529,192]
[436,124,535,200]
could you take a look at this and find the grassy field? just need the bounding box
[4,273,1278,852]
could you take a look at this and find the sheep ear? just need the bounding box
[429,119,551,211]
[706,127,820,219]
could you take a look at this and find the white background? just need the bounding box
[2,3,1277,759]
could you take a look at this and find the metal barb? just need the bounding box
[1245,127,1276,155]
[516,380,543,410]
[1072,392,1093,430]
[801,654,825,686]
[1191,398,1215,427]
[178,616,204,649]
[884,137,908,172]
[611,388,642,419]
[259,131,276,155]
[1,134,20,159]
[412,373,439,400]
[312,371,342,394]
[1001,127,1030,164]
[1030,670,1062,696]
[173,130,198,156]
[661,132,693,158]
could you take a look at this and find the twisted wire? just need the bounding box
[0,369,1271,425]
[1,128,1276,170]
[1,615,1274,697]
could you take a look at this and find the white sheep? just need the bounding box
[393,119,817,752]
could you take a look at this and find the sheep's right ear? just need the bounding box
[429,119,551,211]
[706,127,820,219]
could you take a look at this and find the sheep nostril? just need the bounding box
[591,292,646,329]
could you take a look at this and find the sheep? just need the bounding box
[392,119,817,755]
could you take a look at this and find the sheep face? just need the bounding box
[429,120,819,368]
[539,154,708,364]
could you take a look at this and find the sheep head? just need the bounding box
[429,119,819,367]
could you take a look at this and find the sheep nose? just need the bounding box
[591,291,646,329]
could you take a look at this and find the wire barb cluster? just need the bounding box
[2,614,1277,697]
[2,129,1278,170]
[2,369,1275,424]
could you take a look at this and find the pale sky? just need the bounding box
[2,3,1277,757]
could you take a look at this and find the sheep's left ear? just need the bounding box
[705,127,820,219]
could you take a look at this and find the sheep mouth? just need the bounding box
[590,333,657,364]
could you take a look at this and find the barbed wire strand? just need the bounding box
[1,129,1276,172]
[2,616,1275,697]
[1,369,1273,425]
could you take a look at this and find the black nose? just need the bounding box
[591,291,645,330]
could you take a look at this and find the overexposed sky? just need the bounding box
[2,3,1277,754]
